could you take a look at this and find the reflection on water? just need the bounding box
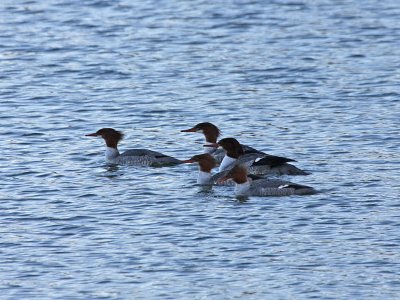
[196,185,214,194]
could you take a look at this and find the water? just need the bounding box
[1,0,400,299]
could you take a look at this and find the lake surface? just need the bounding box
[1,0,400,299]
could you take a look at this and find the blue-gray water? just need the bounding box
[1,0,400,299]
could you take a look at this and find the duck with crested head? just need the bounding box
[86,128,182,167]
[182,153,217,185]
[207,137,309,175]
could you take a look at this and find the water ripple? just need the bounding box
[0,0,400,298]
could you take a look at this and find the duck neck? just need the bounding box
[104,138,119,149]
[203,129,218,143]
[219,155,237,172]
[105,147,120,161]
[225,147,243,159]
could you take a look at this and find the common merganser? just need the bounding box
[86,128,182,166]
[207,138,309,175]
[183,153,264,186]
[218,165,316,197]
[180,122,260,162]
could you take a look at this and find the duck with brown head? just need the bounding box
[85,128,182,167]
[218,165,316,197]
[182,153,263,186]
[180,122,260,162]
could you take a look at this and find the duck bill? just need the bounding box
[182,159,195,163]
[85,133,98,137]
[180,127,198,133]
[216,176,229,184]
[203,143,219,148]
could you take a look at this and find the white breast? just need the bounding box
[105,147,120,161]
[197,171,212,185]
